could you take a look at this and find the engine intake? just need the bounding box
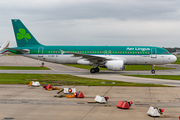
[105,60,125,71]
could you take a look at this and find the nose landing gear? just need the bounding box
[151,69,155,74]
[151,65,155,74]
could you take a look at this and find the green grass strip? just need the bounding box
[124,75,180,80]
[0,66,50,70]
[63,64,174,71]
[0,73,167,87]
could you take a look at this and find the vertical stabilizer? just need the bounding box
[11,19,42,47]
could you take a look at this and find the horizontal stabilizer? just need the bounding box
[7,48,30,54]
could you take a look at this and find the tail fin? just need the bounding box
[0,41,10,55]
[11,19,42,47]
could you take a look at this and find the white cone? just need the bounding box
[94,95,106,103]
[147,106,160,117]
[31,81,40,87]
[64,88,76,93]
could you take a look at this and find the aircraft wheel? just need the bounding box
[95,67,100,73]
[151,70,155,74]
[90,68,96,73]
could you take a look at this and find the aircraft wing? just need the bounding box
[65,51,113,64]
[64,50,127,65]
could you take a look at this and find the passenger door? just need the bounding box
[151,48,157,58]
[38,47,44,57]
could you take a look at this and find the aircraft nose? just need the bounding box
[171,55,177,63]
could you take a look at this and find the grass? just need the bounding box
[63,64,174,71]
[0,66,50,70]
[0,73,168,87]
[124,75,180,80]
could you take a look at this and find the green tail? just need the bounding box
[11,19,42,47]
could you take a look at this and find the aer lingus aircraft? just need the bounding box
[8,19,177,74]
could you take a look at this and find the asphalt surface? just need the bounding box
[1,85,180,120]
[0,55,180,120]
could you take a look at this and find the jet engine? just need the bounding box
[105,60,125,71]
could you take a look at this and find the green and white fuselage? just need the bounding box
[9,19,177,74]
[11,45,175,65]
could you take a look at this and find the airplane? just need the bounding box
[8,19,177,74]
[0,41,10,56]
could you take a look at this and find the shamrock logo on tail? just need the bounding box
[16,28,31,42]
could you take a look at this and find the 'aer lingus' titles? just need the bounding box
[126,47,150,51]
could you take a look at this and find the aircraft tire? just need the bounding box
[90,68,96,73]
[95,67,100,73]
[151,70,155,74]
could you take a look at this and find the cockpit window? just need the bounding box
[163,51,170,54]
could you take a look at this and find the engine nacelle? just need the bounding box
[77,59,93,65]
[105,60,125,71]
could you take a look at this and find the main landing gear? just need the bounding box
[90,67,100,73]
[151,65,155,74]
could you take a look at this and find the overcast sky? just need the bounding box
[0,0,180,47]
